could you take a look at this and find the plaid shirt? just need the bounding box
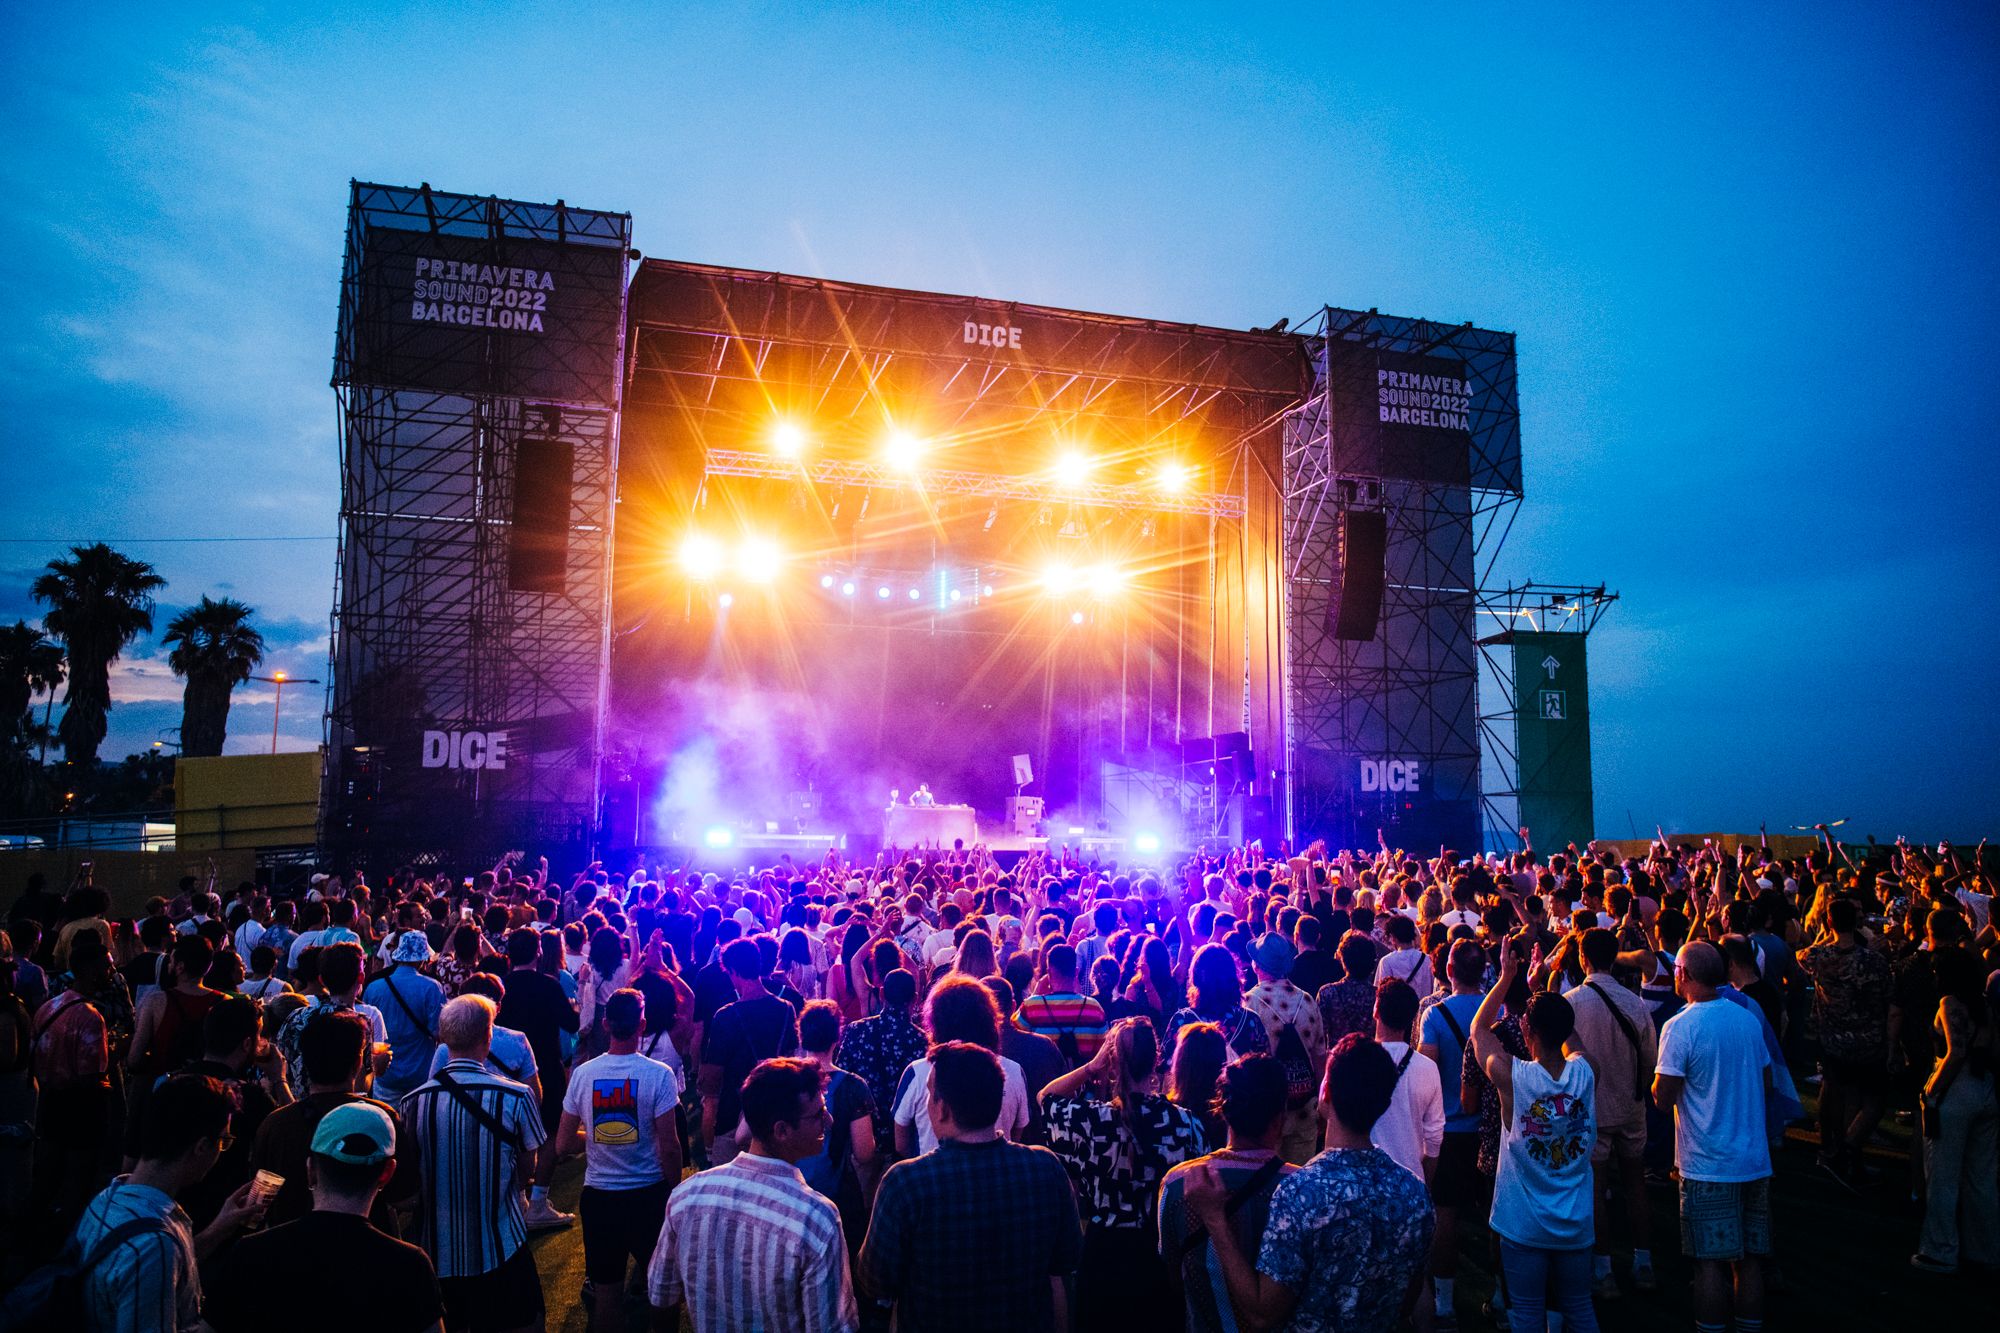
[649,1150,857,1333]
[859,1136,1083,1332]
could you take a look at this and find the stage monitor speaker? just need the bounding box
[1331,509,1386,641]
[509,437,574,593]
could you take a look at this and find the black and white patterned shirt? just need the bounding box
[1042,1092,1207,1229]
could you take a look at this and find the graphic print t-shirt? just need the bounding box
[562,1051,681,1190]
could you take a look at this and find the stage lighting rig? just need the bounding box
[1156,461,1193,494]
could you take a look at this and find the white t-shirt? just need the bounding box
[1375,948,1434,997]
[563,1051,682,1189]
[1371,1041,1445,1181]
[1656,998,1772,1182]
[892,1054,1031,1155]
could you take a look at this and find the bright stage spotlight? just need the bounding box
[1070,610,1085,624]
[770,419,807,457]
[949,589,962,602]
[679,533,725,579]
[883,428,925,472]
[717,592,735,609]
[703,825,734,848]
[819,574,835,589]
[1086,564,1126,598]
[1039,561,1078,595]
[842,581,857,597]
[1052,450,1093,488]
[1133,831,1162,855]
[1156,461,1192,494]
[876,585,892,599]
[737,536,783,584]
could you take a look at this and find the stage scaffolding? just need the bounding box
[1281,308,1524,852]
[326,182,631,863]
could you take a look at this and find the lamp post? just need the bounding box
[248,672,320,756]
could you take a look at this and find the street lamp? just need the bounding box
[248,671,320,756]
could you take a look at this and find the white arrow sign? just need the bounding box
[1541,655,1560,680]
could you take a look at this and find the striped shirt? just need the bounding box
[74,1177,200,1333]
[401,1057,548,1278]
[647,1150,858,1333]
[1015,991,1108,1065]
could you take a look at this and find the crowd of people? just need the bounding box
[0,824,1994,1332]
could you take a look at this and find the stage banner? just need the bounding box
[347,227,627,405]
[1325,344,1474,485]
[1512,631,1594,851]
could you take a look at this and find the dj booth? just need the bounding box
[882,804,979,847]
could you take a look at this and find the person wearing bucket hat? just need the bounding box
[204,1100,445,1333]
[365,931,446,1104]
[1242,931,1330,1165]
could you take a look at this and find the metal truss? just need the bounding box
[1280,307,1524,850]
[1474,582,1618,849]
[700,448,1246,519]
[326,182,631,865]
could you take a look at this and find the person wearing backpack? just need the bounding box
[66,1073,268,1332]
[1241,934,1328,1165]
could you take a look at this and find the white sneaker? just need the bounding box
[523,1196,575,1230]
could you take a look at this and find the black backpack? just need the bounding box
[1271,1020,1316,1105]
[0,1216,170,1333]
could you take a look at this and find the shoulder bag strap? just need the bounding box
[1434,1001,1468,1049]
[432,1067,525,1153]
[76,1214,173,1273]
[33,994,87,1044]
[1584,980,1646,1098]
[1176,1155,1287,1262]
[379,966,436,1043]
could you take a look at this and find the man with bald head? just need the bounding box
[1654,941,1773,1333]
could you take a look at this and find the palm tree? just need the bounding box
[31,543,166,765]
[0,620,65,749]
[161,596,266,757]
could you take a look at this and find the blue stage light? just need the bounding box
[703,826,734,848]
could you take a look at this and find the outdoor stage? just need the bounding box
[324,182,1577,868]
[603,260,1300,856]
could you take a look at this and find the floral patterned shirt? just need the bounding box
[1256,1146,1435,1333]
[1797,940,1893,1060]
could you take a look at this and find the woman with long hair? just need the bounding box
[826,919,873,1022]
[1113,935,1175,1030]
[1039,1016,1208,1331]
[1167,1019,1228,1147]
[952,928,998,981]
[779,927,822,1001]
[1913,947,2000,1273]
[1164,943,1270,1059]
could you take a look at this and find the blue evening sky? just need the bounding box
[2,3,1994,838]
